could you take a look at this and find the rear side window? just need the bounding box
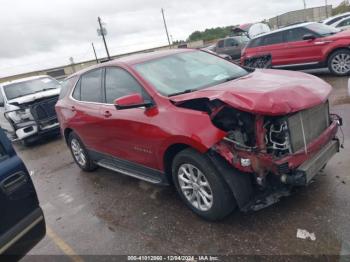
[72,79,81,100]
[105,67,147,104]
[284,28,311,42]
[80,69,103,103]
[217,40,224,48]
[261,32,283,46]
[59,76,78,99]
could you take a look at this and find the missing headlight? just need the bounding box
[264,118,292,157]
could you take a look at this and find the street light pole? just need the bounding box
[161,8,171,48]
[303,0,306,9]
[97,16,111,60]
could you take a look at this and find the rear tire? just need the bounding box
[68,132,97,172]
[328,49,350,76]
[172,148,235,221]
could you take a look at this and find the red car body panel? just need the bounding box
[56,49,338,178]
[241,29,350,67]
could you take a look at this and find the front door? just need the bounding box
[283,28,324,65]
[98,67,160,170]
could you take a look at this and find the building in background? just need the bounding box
[269,5,333,29]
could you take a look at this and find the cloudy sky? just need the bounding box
[0,0,344,77]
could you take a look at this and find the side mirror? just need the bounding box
[114,93,153,110]
[302,34,316,41]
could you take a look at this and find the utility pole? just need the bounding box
[325,0,329,17]
[97,16,111,60]
[161,8,171,47]
[303,0,306,9]
[91,42,98,63]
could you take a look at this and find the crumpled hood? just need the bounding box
[8,88,60,105]
[171,69,332,116]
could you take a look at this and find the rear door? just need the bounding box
[258,32,288,66]
[69,68,105,152]
[282,27,324,65]
[0,128,45,256]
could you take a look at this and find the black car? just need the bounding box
[0,127,45,259]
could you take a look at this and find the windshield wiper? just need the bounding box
[168,89,197,97]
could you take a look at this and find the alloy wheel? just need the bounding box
[331,53,350,74]
[71,138,87,167]
[177,163,213,211]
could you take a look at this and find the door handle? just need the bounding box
[103,111,112,118]
[0,171,28,195]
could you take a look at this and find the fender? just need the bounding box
[207,150,253,209]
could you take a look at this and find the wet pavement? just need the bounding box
[17,69,350,257]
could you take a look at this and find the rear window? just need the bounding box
[59,76,78,99]
[217,40,224,48]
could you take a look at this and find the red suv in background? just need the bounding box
[241,22,350,76]
[56,49,341,220]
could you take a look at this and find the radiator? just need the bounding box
[287,102,330,153]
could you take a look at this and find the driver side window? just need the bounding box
[104,67,149,104]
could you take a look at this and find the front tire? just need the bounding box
[68,132,97,172]
[328,49,350,76]
[172,148,235,221]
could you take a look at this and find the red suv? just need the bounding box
[56,49,341,220]
[241,22,350,76]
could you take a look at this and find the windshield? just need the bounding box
[3,77,61,100]
[306,23,340,36]
[134,51,248,96]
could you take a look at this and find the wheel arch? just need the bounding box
[163,143,191,182]
[326,47,350,64]
[64,127,73,145]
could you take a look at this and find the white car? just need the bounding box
[330,16,350,31]
[323,12,350,27]
[0,75,61,145]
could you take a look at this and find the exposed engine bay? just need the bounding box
[174,98,256,150]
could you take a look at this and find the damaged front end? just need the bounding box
[175,98,342,212]
[4,96,60,141]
